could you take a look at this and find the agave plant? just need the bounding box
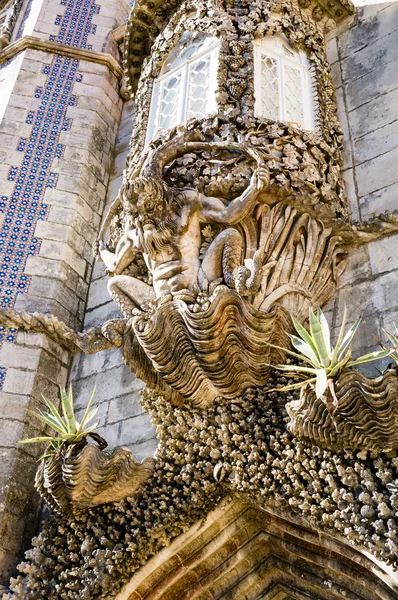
[268,307,391,411]
[20,386,103,459]
[380,324,398,366]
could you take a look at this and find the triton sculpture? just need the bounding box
[3,0,398,597]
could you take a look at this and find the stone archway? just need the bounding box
[114,499,398,600]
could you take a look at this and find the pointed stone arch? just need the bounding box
[115,499,398,600]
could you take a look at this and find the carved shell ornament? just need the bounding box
[18,386,154,514]
[287,369,398,453]
[6,0,398,596]
[86,128,353,407]
[36,442,154,514]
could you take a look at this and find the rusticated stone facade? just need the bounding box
[0,0,397,597]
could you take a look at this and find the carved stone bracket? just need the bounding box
[35,442,154,515]
[287,369,398,453]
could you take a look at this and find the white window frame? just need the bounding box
[146,34,219,144]
[253,36,315,131]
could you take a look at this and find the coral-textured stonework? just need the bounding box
[0,0,398,597]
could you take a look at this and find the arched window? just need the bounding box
[253,36,316,130]
[146,32,219,142]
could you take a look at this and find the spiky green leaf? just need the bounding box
[315,368,328,398]
[267,377,317,393]
[309,309,330,367]
[19,436,56,444]
[347,349,391,367]
[384,329,398,349]
[330,306,348,364]
[288,334,320,367]
[27,410,68,435]
[77,386,97,433]
[336,317,361,362]
[42,395,63,423]
[83,421,100,434]
[291,316,320,363]
[264,341,318,365]
[81,406,99,427]
[61,386,76,434]
[328,355,351,378]
[274,364,318,375]
[318,308,331,357]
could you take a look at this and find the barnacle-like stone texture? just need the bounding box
[35,443,154,515]
[287,370,398,453]
[114,499,397,600]
[6,382,398,599]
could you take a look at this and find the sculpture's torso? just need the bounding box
[143,202,202,296]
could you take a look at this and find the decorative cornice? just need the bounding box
[0,35,123,79]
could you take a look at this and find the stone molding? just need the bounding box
[115,499,398,600]
[0,35,124,79]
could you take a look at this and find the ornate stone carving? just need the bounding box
[5,0,398,595]
[112,500,397,600]
[312,5,325,20]
[0,0,24,48]
[35,442,154,515]
[98,160,270,315]
[6,385,398,599]
[286,369,398,453]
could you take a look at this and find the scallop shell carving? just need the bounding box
[132,290,292,408]
[35,443,154,514]
[286,370,398,452]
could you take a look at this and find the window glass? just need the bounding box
[147,32,219,143]
[254,36,315,130]
[260,55,279,122]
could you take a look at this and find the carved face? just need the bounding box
[136,191,166,230]
[131,178,169,231]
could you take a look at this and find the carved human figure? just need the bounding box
[99,168,269,316]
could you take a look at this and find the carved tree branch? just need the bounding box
[0,308,126,355]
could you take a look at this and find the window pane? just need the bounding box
[186,54,212,120]
[284,64,304,127]
[147,32,219,143]
[260,54,279,121]
[162,32,216,75]
[158,74,181,130]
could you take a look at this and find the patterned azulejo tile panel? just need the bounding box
[0,0,100,388]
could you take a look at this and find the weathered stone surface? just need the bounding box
[2,0,398,595]
[0,0,129,582]
[114,499,398,600]
[356,147,398,198]
[6,386,398,599]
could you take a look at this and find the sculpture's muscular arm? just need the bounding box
[190,167,269,225]
[99,226,142,275]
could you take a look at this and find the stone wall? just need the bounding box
[326,2,398,366]
[0,0,396,585]
[0,0,128,582]
[69,98,157,461]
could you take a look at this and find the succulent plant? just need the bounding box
[379,324,398,366]
[20,386,102,460]
[268,307,391,412]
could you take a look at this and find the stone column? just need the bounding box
[0,0,128,582]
